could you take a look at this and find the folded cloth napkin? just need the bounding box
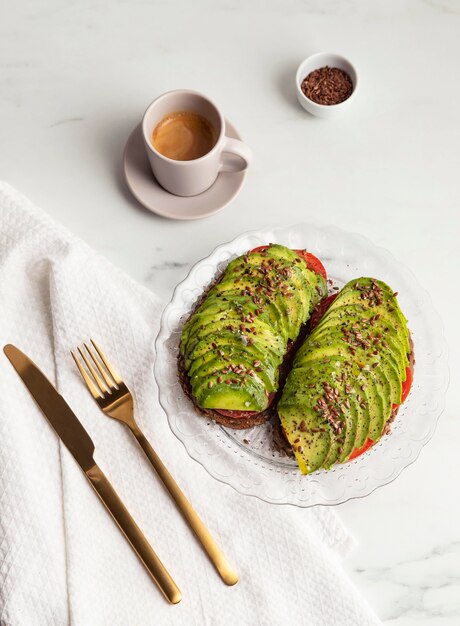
[0,182,380,626]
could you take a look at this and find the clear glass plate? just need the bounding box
[154,224,449,506]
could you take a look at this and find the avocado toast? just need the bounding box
[178,244,328,428]
[277,277,413,474]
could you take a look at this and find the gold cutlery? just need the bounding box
[3,344,181,605]
[72,339,239,587]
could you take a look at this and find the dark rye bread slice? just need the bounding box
[177,265,269,429]
[178,353,270,428]
[178,323,310,430]
[177,251,322,430]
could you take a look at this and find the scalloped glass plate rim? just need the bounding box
[154,223,449,507]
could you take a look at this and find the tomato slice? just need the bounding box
[391,367,413,410]
[348,438,374,461]
[294,250,327,281]
[400,367,413,404]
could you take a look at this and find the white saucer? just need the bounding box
[123,120,247,220]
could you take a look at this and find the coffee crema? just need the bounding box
[152,111,218,161]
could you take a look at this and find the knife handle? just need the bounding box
[86,464,181,604]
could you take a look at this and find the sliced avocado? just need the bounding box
[362,369,385,441]
[277,403,332,474]
[188,338,270,368]
[306,320,405,407]
[337,394,359,462]
[189,352,276,393]
[350,388,371,451]
[314,304,409,371]
[367,366,390,439]
[225,244,326,319]
[326,279,410,354]
[279,363,338,469]
[187,343,276,383]
[309,322,406,380]
[201,287,289,342]
[185,331,278,369]
[287,355,387,451]
[281,358,363,465]
[285,355,372,454]
[183,294,283,340]
[298,366,346,469]
[377,357,402,405]
[295,336,359,366]
[183,316,284,362]
[295,335,391,442]
[276,258,326,317]
[181,243,328,420]
[279,274,410,473]
[194,375,269,412]
[258,244,326,313]
[221,255,309,339]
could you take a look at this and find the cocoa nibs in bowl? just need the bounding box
[301,66,353,106]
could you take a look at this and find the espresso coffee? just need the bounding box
[152,111,217,161]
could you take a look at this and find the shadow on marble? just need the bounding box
[275,59,311,115]
[99,112,169,221]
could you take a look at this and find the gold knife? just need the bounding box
[3,344,182,604]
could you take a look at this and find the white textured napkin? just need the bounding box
[0,182,380,626]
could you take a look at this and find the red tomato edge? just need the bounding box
[294,249,327,281]
[249,245,327,281]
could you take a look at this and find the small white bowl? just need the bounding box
[295,53,358,119]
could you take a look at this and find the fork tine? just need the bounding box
[77,346,110,394]
[90,339,123,385]
[84,342,115,390]
[71,350,103,399]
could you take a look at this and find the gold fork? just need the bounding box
[72,339,239,586]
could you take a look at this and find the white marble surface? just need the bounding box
[1,0,459,623]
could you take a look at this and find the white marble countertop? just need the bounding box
[1,1,459,623]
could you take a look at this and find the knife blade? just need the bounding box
[3,344,182,604]
[4,344,96,470]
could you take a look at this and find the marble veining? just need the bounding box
[354,541,460,622]
[149,260,189,271]
[50,117,84,127]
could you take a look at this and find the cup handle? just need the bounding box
[219,137,252,173]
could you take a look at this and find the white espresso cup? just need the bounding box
[142,90,252,197]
